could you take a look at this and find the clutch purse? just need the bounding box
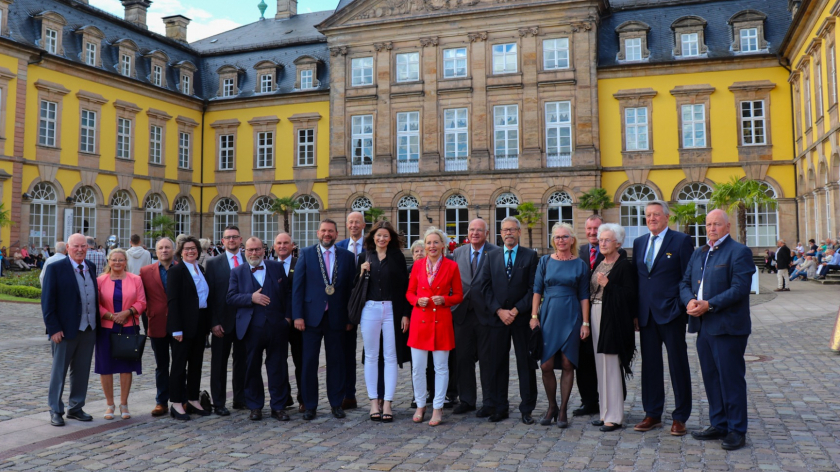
[110,321,147,362]
[347,253,370,325]
[528,325,543,363]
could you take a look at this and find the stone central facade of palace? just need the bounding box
[0,0,835,254]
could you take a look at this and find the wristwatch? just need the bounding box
[707,304,715,313]
[582,322,591,327]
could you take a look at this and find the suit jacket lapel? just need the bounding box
[650,230,673,272]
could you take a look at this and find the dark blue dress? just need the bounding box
[95,279,143,375]
[534,256,590,367]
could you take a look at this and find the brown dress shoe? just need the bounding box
[341,398,358,410]
[298,403,306,413]
[634,416,663,432]
[151,404,168,417]
[670,420,687,436]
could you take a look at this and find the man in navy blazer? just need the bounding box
[292,219,357,420]
[226,237,290,422]
[632,201,695,436]
[41,233,99,426]
[680,209,755,451]
[334,211,366,410]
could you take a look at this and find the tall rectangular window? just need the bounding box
[351,115,373,171]
[116,118,131,159]
[444,108,469,159]
[492,43,517,74]
[39,100,58,147]
[351,57,373,86]
[152,65,162,86]
[625,107,649,151]
[443,48,467,78]
[815,62,824,115]
[45,28,58,54]
[121,54,131,76]
[830,45,838,106]
[740,28,759,52]
[222,78,235,97]
[396,112,420,168]
[149,125,162,164]
[182,74,191,95]
[543,38,569,70]
[85,42,96,66]
[219,134,235,170]
[257,131,274,168]
[493,105,519,157]
[297,129,314,166]
[681,104,706,148]
[804,73,813,125]
[546,101,572,164]
[396,52,420,82]
[178,132,190,168]
[681,33,699,57]
[80,109,96,154]
[741,100,766,145]
[300,70,314,89]
[260,74,273,93]
[625,38,641,61]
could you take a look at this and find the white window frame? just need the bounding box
[804,72,813,125]
[547,191,574,246]
[740,100,766,146]
[174,197,191,237]
[251,197,278,245]
[72,187,97,236]
[260,74,273,93]
[143,194,163,249]
[740,28,759,52]
[398,196,420,249]
[444,108,469,169]
[492,43,518,74]
[80,109,96,154]
[625,107,649,151]
[300,69,314,90]
[815,62,824,115]
[39,100,58,147]
[443,48,467,78]
[351,57,373,86]
[29,183,58,250]
[152,65,162,87]
[121,54,131,77]
[117,117,131,159]
[829,44,838,106]
[681,33,700,57]
[292,195,320,247]
[257,131,274,168]
[181,74,191,95]
[219,134,235,170]
[493,105,519,166]
[543,38,569,70]
[45,28,58,54]
[678,182,712,247]
[150,125,162,164]
[222,78,235,97]
[110,191,131,246]
[397,112,420,173]
[546,101,572,166]
[178,131,190,169]
[445,194,469,244]
[620,184,656,246]
[745,182,778,247]
[85,42,96,66]
[396,52,420,82]
[681,104,706,148]
[351,115,373,174]
[296,129,315,167]
[214,198,240,244]
[625,38,642,61]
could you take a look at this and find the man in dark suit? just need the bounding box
[204,225,247,415]
[632,201,695,436]
[42,233,99,426]
[574,214,606,417]
[680,209,755,451]
[479,217,538,424]
[292,219,357,420]
[774,239,792,290]
[272,232,302,412]
[334,211,366,410]
[226,237,291,422]
[451,218,497,416]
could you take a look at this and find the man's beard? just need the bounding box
[319,238,334,249]
[248,257,261,268]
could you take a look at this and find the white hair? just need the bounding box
[597,223,625,245]
[423,226,448,246]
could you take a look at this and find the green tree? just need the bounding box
[708,177,777,245]
[145,215,175,240]
[669,202,703,235]
[365,207,387,223]
[0,203,13,229]
[271,196,300,234]
[515,201,543,249]
[578,188,616,215]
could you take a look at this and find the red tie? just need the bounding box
[590,247,596,269]
[233,253,239,268]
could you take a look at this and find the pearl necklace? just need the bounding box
[554,252,575,261]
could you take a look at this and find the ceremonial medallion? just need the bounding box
[325,285,335,295]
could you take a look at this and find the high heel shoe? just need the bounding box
[185,402,211,417]
[119,404,130,419]
[557,413,569,429]
[169,405,190,421]
[428,409,443,427]
[539,408,558,426]
[413,407,426,423]
[104,405,115,420]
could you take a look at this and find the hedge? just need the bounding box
[0,272,41,289]
[0,284,41,299]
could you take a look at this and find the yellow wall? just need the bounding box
[0,54,18,158]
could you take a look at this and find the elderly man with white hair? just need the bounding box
[40,242,67,285]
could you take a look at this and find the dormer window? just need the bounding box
[300,70,314,89]
[260,74,273,93]
[182,75,191,94]
[85,42,96,66]
[253,60,281,94]
[293,55,321,91]
[615,21,651,62]
[45,28,58,54]
[35,12,67,56]
[741,29,758,52]
[145,50,169,88]
[729,10,768,54]
[223,78,234,97]
[114,39,138,78]
[626,38,642,61]
[152,65,162,86]
[681,33,699,57]
[173,61,196,96]
[0,1,9,36]
[671,16,708,58]
[121,55,132,76]
[75,26,104,68]
[216,65,243,98]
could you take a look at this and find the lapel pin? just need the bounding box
[666,253,672,259]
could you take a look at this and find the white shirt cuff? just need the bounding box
[172,331,183,336]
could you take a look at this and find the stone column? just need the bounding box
[421,38,440,173]
[828,182,840,239]
[329,47,348,177]
[469,33,489,172]
[519,27,540,169]
[373,42,393,175]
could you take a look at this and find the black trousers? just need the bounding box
[169,335,205,404]
[210,328,246,408]
[343,325,358,400]
[150,335,171,406]
[243,320,290,411]
[477,321,538,414]
[286,325,304,405]
[301,314,345,409]
[453,309,486,407]
[640,315,692,422]
[575,335,599,407]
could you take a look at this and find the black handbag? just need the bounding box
[347,253,370,325]
[110,321,147,361]
[528,325,543,363]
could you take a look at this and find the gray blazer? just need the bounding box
[451,242,499,324]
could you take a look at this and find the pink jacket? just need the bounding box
[97,272,147,329]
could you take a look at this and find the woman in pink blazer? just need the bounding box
[96,248,147,420]
[406,226,463,426]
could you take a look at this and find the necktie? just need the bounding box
[471,250,479,276]
[505,250,513,279]
[233,253,239,268]
[251,266,264,273]
[645,235,658,271]
[590,247,596,269]
[77,263,85,280]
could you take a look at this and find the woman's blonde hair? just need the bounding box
[409,239,425,260]
[550,222,577,255]
[423,226,448,247]
[199,238,212,251]
[104,248,128,275]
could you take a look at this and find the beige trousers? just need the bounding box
[591,304,625,425]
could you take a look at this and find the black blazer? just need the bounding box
[204,252,242,332]
[277,256,297,316]
[479,245,539,328]
[167,261,211,339]
[579,243,627,270]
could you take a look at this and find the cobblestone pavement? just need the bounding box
[0,273,838,471]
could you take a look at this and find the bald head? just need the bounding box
[467,218,489,249]
[67,233,88,264]
[705,209,730,244]
[274,232,293,260]
[346,212,365,240]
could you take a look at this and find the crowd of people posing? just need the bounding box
[40,200,757,451]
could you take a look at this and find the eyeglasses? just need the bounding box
[244,248,263,253]
[182,247,198,252]
[553,235,572,240]
[501,228,519,233]
[597,239,615,244]
[222,235,241,240]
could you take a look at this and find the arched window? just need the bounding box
[351,196,373,232]
[214,198,240,244]
[495,192,519,246]
[445,194,469,245]
[173,197,191,237]
[398,196,420,248]
[547,191,573,246]
[110,191,132,248]
[143,194,164,248]
[293,195,320,247]
[72,186,97,237]
[677,182,712,247]
[746,181,778,247]
[29,182,57,249]
[252,196,278,244]
[620,184,656,246]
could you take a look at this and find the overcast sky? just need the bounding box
[89,0,341,41]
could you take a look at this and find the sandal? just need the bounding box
[429,409,443,427]
[412,407,426,423]
[381,413,393,423]
[370,412,382,421]
[104,405,115,420]
[119,404,131,419]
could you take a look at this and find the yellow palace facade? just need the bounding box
[0,0,832,253]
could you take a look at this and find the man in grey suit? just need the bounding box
[451,218,498,416]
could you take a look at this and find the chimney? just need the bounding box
[121,0,152,29]
[162,15,191,43]
[276,0,297,19]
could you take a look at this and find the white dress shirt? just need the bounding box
[251,262,266,286]
[698,234,729,301]
[319,245,335,283]
[645,227,669,262]
[276,256,291,276]
[226,250,243,270]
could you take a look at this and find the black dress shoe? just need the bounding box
[231,402,248,410]
[285,397,294,408]
[521,413,534,425]
[341,398,357,410]
[591,420,604,426]
[600,423,622,432]
[721,432,746,450]
[572,404,599,417]
[169,405,190,421]
[215,406,230,416]
[452,403,476,414]
[185,403,211,416]
[66,410,93,421]
[476,406,494,418]
[488,411,509,422]
[271,410,290,421]
[249,409,263,421]
[302,409,317,421]
[444,396,457,408]
[691,426,728,440]
[50,412,65,426]
[331,407,346,419]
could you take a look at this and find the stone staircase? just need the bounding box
[811,272,840,285]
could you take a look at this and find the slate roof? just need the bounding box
[599,0,792,67]
[191,11,331,54]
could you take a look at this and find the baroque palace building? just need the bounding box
[0,0,832,254]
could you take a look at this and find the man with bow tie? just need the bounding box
[226,237,291,421]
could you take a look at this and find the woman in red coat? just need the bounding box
[406,226,463,426]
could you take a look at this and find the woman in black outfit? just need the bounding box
[167,236,212,420]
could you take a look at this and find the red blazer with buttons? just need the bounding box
[406,257,464,351]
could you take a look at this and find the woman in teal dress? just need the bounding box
[531,222,591,428]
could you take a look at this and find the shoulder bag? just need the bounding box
[347,253,370,325]
[110,317,147,362]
